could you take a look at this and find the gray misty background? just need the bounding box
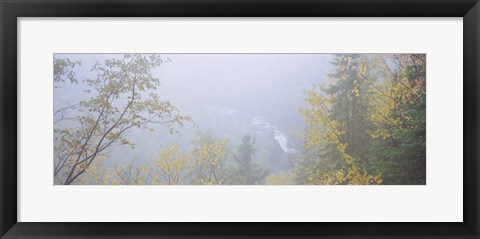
[54,54,333,176]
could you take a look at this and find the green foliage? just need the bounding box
[54,53,426,185]
[325,54,375,163]
[297,54,426,185]
[368,54,426,184]
[299,54,382,185]
[54,58,81,85]
[232,134,269,185]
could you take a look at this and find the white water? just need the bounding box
[251,117,297,154]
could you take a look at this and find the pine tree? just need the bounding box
[369,54,426,184]
[298,54,382,185]
[325,54,374,164]
[233,135,269,185]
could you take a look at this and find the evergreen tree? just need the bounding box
[369,54,426,184]
[233,135,269,185]
[325,54,375,164]
[298,54,383,185]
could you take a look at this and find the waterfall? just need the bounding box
[251,116,297,154]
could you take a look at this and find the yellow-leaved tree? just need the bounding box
[367,54,426,184]
[53,54,191,185]
[189,131,228,185]
[155,145,189,185]
[298,54,383,185]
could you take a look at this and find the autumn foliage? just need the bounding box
[296,54,426,185]
[53,54,426,185]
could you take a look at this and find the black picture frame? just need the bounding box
[1,0,478,238]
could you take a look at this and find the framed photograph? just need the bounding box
[1,0,478,238]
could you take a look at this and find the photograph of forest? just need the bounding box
[54,53,426,185]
